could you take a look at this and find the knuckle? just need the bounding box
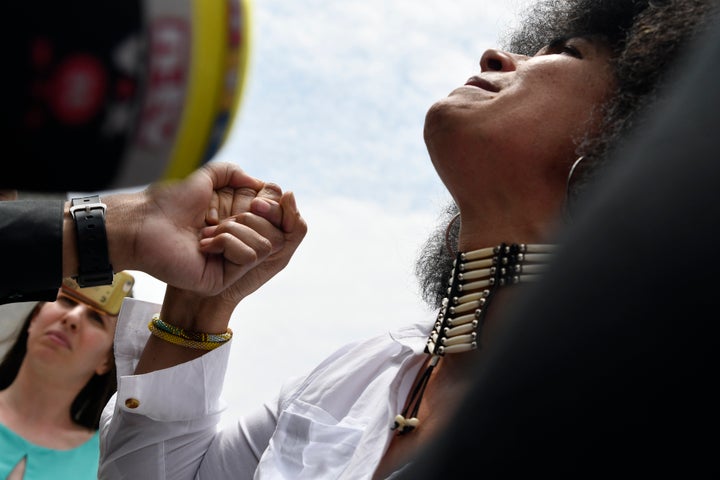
[232,213,253,225]
[258,237,274,256]
[264,182,282,193]
[236,186,259,198]
[261,183,283,197]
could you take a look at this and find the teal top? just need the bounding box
[0,422,99,479]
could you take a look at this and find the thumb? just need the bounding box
[280,191,307,252]
[203,161,265,191]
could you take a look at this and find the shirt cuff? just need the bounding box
[113,297,231,422]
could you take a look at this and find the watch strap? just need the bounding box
[70,195,114,287]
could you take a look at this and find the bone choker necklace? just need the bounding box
[392,243,556,434]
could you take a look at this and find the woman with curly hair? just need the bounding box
[99,1,718,478]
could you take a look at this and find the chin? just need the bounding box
[425,93,479,136]
[424,99,461,146]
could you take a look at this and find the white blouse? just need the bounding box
[99,298,430,479]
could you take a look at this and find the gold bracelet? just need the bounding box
[150,314,233,342]
[147,315,232,351]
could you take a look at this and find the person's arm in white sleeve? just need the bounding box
[99,184,306,479]
[99,298,283,479]
[97,299,225,479]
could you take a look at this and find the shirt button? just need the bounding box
[125,398,140,409]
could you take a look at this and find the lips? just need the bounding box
[46,330,71,349]
[464,76,499,92]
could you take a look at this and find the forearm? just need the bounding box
[99,352,228,479]
[100,379,274,480]
[101,297,233,479]
[0,199,64,302]
[135,286,237,374]
[100,408,220,480]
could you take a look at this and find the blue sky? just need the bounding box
[130,0,525,420]
[217,0,522,209]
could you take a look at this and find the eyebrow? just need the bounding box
[542,34,611,57]
[58,292,114,323]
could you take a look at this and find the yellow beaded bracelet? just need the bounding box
[150,314,233,342]
[147,314,232,350]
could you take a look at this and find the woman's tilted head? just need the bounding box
[0,274,134,430]
[424,34,615,223]
[0,297,118,430]
[416,0,718,309]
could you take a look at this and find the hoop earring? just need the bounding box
[566,156,585,197]
[444,212,461,256]
[564,156,585,219]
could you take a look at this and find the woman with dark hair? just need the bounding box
[99,1,718,479]
[0,273,133,479]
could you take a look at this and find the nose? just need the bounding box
[61,307,84,331]
[480,48,526,72]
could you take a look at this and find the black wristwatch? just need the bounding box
[70,195,114,287]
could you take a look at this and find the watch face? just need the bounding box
[61,271,134,315]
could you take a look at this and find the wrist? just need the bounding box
[69,195,113,286]
[65,192,145,279]
[160,286,234,333]
[102,192,144,273]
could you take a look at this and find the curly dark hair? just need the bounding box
[416,0,718,309]
[507,0,719,205]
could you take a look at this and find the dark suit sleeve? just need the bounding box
[0,199,64,304]
[399,16,720,479]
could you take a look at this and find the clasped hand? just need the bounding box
[135,162,307,304]
[198,169,306,311]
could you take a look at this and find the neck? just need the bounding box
[393,242,555,435]
[0,362,84,429]
[426,243,555,356]
[454,197,563,253]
